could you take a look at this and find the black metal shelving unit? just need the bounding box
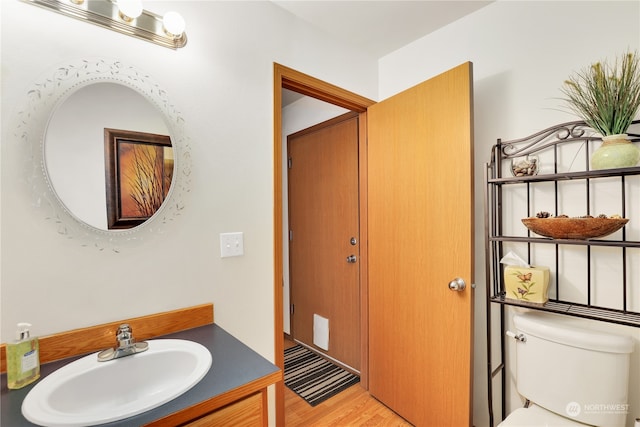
[484,119,640,427]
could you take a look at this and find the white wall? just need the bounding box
[4,1,640,426]
[1,2,378,424]
[378,1,640,426]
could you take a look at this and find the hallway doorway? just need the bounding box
[273,63,375,426]
[274,62,475,426]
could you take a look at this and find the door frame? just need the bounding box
[273,63,374,425]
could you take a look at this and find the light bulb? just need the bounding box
[117,0,143,22]
[163,11,185,38]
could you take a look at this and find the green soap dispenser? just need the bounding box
[6,322,40,389]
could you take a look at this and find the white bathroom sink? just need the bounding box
[22,339,212,427]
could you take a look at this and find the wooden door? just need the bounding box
[288,112,361,370]
[367,62,474,426]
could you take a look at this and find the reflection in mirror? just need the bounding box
[104,128,173,229]
[16,58,191,251]
[46,83,174,231]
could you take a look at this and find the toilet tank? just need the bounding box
[513,312,634,427]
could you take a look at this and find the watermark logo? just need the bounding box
[565,401,629,417]
[566,402,581,417]
[584,403,629,415]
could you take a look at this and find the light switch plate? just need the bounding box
[220,232,244,258]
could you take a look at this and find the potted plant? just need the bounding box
[561,50,640,170]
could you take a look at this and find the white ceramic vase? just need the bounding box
[591,134,640,170]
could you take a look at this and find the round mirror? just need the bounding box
[17,58,191,251]
[46,83,173,230]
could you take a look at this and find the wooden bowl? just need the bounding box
[521,217,629,240]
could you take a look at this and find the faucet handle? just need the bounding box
[117,324,131,337]
[116,324,133,346]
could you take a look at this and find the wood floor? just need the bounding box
[284,339,413,427]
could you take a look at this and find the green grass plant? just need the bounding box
[561,51,640,136]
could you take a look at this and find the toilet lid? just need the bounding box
[498,404,586,426]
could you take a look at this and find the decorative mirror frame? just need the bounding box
[15,58,192,252]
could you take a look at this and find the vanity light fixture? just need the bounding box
[21,0,187,50]
[162,11,186,39]
[116,0,143,22]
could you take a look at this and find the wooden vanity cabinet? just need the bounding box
[182,391,266,427]
[141,373,278,427]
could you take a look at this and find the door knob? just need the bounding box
[448,278,466,291]
[346,255,357,263]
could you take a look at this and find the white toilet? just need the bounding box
[499,312,634,427]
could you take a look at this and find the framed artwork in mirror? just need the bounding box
[104,128,174,229]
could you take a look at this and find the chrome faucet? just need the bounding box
[97,324,149,362]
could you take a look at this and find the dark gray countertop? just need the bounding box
[1,324,280,426]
